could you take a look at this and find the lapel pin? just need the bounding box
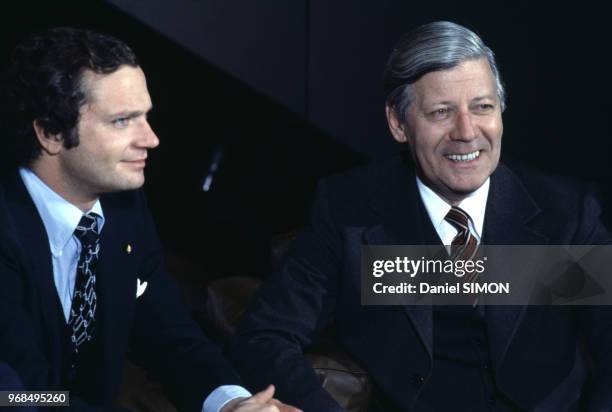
[126,244,132,254]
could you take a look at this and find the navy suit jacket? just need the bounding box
[231,155,612,411]
[0,171,240,411]
[0,361,36,411]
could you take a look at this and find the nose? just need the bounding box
[137,119,160,149]
[449,111,477,141]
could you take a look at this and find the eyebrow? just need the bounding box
[107,107,153,119]
[421,95,498,109]
[472,95,496,102]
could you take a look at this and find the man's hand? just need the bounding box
[220,385,302,412]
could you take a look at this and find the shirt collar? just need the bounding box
[416,175,489,238]
[19,167,105,257]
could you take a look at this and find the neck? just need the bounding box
[446,196,466,207]
[29,160,98,212]
[420,179,469,206]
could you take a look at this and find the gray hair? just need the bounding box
[384,21,506,124]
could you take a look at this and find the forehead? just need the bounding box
[80,65,151,112]
[411,58,497,105]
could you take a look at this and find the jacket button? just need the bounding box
[412,374,425,386]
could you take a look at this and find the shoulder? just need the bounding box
[498,162,601,213]
[496,162,609,242]
[0,171,32,236]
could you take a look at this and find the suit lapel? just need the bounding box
[483,165,547,371]
[3,172,64,381]
[482,164,546,245]
[95,194,138,397]
[362,156,434,357]
[97,196,138,366]
[96,202,137,340]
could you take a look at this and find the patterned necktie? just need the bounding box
[445,206,478,262]
[444,207,482,306]
[69,212,100,353]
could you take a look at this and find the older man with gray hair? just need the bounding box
[231,21,612,411]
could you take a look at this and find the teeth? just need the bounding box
[446,150,480,162]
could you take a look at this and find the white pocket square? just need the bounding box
[136,278,148,298]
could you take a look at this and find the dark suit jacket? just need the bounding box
[231,155,612,411]
[0,171,240,411]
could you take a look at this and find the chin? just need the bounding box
[123,179,145,190]
[102,177,145,193]
[445,178,486,195]
[123,172,146,188]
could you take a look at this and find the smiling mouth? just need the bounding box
[445,150,480,162]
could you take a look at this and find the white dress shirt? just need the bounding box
[416,175,489,245]
[19,167,250,412]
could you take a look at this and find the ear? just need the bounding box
[32,120,64,155]
[385,105,408,143]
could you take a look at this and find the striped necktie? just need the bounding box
[445,206,478,262]
[444,207,483,306]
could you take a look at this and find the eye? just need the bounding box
[474,103,495,114]
[429,107,450,120]
[112,117,131,128]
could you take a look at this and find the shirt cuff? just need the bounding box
[202,385,252,412]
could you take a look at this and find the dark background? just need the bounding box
[1,0,610,278]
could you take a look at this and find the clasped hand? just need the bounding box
[220,385,302,412]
